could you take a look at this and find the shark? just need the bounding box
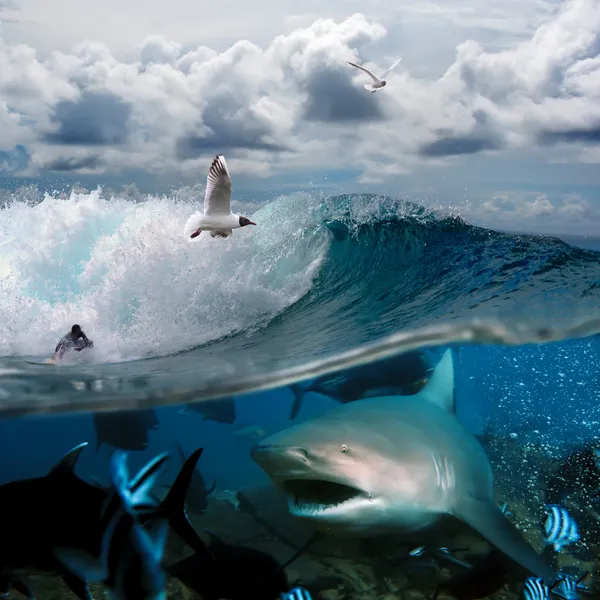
[251,349,555,583]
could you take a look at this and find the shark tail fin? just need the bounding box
[417,349,455,413]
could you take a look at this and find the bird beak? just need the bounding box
[249,220,256,226]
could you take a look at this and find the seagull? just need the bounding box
[183,154,256,240]
[346,57,402,93]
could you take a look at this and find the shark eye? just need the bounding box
[340,444,349,453]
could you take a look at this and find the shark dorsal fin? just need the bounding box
[48,442,89,477]
[416,349,455,413]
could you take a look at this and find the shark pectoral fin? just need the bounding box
[455,497,555,584]
[416,349,455,412]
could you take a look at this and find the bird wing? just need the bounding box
[204,154,233,216]
[379,57,402,80]
[346,61,380,83]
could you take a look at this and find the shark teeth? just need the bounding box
[282,479,364,514]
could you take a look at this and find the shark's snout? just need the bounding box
[251,444,310,472]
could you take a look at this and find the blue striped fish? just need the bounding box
[552,577,580,600]
[550,572,589,600]
[280,586,313,600]
[523,577,549,600]
[542,505,579,552]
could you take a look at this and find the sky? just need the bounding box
[1,0,599,234]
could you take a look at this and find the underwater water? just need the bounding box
[1,189,600,599]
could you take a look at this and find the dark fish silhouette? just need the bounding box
[0,572,34,599]
[167,529,289,600]
[93,408,159,451]
[182,397,236,424]
[288,350,432,419]
[432,548,510,600]
[55,451,169,600]
[173,444,216,517]
[0,443,206,600]
[235,491,319,557]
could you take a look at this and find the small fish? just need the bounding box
[551,577,579,600]
[55,451,169,600]
[408,545,471,568]
[523,577,549,600]
[281,587,313,600]
[550,572,590,600]
[542,505,579,552]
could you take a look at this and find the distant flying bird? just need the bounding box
[346,57,402,93]
[184,154,256,240]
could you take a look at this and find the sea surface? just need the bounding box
[1,189,600,599]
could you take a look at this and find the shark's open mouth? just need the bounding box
[282,479,365,513]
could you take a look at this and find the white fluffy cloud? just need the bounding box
[453,190,600,235]
[0,0,599,198]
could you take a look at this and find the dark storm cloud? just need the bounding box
[44,91,132,146]
[419,110,504,157]
[538,125,600,145]
[44,155,103,172]
[175,101,287,160]
[303,68,384,122]
[419,135,501,157]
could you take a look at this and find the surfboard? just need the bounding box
[24,359,57,366]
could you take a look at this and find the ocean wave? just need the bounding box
[2,188,600,415]
[0,188,328,361]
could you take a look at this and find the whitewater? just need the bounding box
[2,187,600,417]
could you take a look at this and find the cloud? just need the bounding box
[303,67,385,122]
[539,125,600,145]
[420,135,499,157]
[455,189,600,234]
[43,154,103,172]
[0,0,598,190]
[43,90,131,146]
[0,0,18,11]
[419,109,505,156]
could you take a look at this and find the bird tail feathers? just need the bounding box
[183,212,204,241]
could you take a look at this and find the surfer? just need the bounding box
[52,324,94,360]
